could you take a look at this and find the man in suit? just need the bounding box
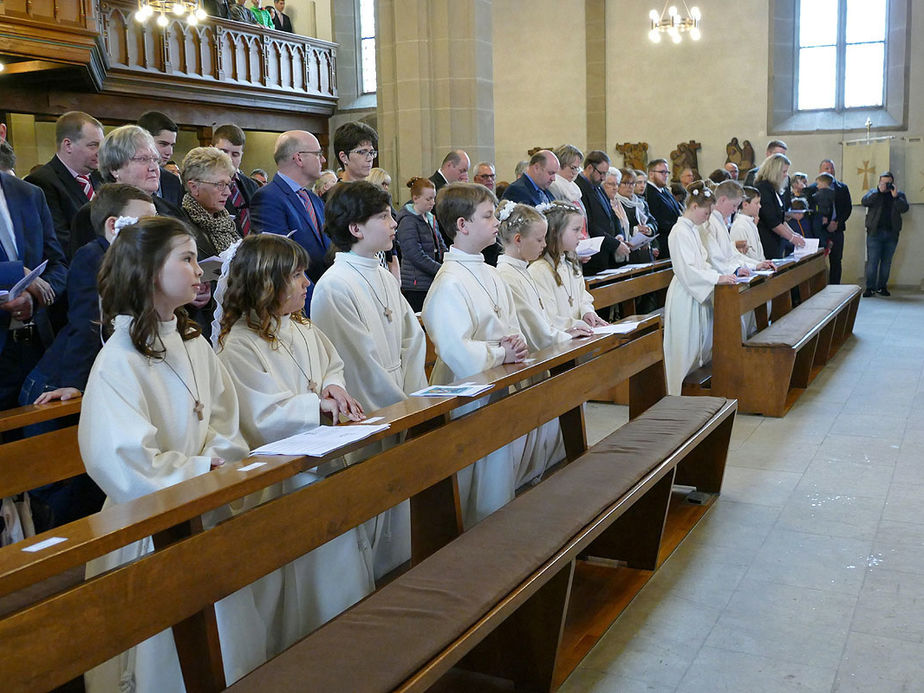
[472,162,496,192]
[743,140,788,187]
[212,123,259,237]
[25,112,103,258]
[805,158,852,284]
[501,150,559,205]
[270,0,293,31]
[137,111,185,208]
[250,130,329,311]
[0,172,68,410]
[429,150,470,191]
[645,158,684,259]
[575,150,630,276]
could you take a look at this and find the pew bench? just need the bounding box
[691,252,860,416]
[0,321,667,693]
[227,395,736,693]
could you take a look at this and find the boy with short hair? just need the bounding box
[421,183,529,527]
[812,172,836,230]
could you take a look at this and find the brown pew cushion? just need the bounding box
[746,284,860,348]
[228,396,729,693]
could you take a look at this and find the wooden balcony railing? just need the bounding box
[0,0,337,117]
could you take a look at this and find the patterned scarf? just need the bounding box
[182,193,241,254]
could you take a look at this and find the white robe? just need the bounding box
[496,255,568,484]
[700,210,757,338]
[421,247,529,527]
[311,251,428,579]
[217,317,375,654]
[663,217,720,396]
[528,255,595,331]
[80,315,261,693]
[729,213,766,262]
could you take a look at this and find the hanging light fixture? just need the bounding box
[648,2,701,44]
[135,1,208,27]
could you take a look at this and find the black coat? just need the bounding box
[575,173,622,276]
[644,182,683,260]
[25,156,100,259]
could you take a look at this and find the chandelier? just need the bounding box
[135,1,207,27]
[648,2,701,44]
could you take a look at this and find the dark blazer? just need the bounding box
[805,179,852,232]
[69,194,189,258]
[25,156,99,259]
[0,173,68,352]
[756,179,788,259]
[429,171,449,192]
[501,174,554,206]
[644,182,683,260]
[575,173,623,276]
[202,0,230,18]
[861,188,910,235]
[31,236,108,391]
[224,170,259,237]
[250,173,330,311]
[271,8,293,31]
[158,166,185,207]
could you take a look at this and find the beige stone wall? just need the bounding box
[286,0,333,42]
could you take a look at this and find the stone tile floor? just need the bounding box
[568,290,924,692]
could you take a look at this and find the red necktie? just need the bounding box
[296,188,323,244]
[228,179,251,236]
[76,174,94,201]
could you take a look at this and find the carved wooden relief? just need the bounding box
[725,137,755,173]
[615,143,649,171]
[670,140,701,183]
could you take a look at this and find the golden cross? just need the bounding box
[857,159,875,190]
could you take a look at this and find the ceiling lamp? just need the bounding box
[648,2,701,44]
[135,1,207,27]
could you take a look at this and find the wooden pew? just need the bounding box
[694,251,861,416]
[228,395,737,693]
[585,260,673,402]
[0,319,665,693]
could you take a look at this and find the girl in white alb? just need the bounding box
[80,217,263,693]
[216,233,372,655]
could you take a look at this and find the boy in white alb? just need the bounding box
[422,183,529,527]
[730,186,766,263]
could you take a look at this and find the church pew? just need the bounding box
[0,319,666,693]
[227,395,736,693]
[0,398,81,434]
[585,260,673,402]
[698,251,861,416]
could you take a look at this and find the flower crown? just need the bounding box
[690,187,712,199]
[497,200,517,221]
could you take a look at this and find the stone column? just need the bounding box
[585,0,607,152]
[376,0,494,204]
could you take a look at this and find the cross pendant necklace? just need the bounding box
[348,261,394,322]
[458,261,503,317]
[160,341,205,421]
[277,321,319,394]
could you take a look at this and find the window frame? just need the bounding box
[769,0,909,133]
[358,0,376,95]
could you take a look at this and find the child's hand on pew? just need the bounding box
[210,457,225,469]
[566,323,594,339]
[33,387,82,404]
[582,311,608,328]
[501,335,528,363]
[717,274,737,285]
[320,384,365,424]
[757,260,776,271]
[735,266,751,277]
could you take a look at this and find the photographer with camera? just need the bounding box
[861,171,909,297]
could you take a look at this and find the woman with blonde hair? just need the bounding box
[181,146,241,258]
[755,152,806,258]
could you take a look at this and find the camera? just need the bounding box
[887,182,895,191]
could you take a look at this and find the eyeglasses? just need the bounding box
[196,180,232,192]
[297,150,324,158]
[476,173,496,180]
[568,164,582,173]
[593,165,609,176]
[350,148,378,159]
[651,169,669,175]
[129,155,160,165]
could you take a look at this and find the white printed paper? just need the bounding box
[237,462,267,472]
[22,536,67,552]
[593,321,640,335]
[0,260,48,303]
[627,231,655,250]
[793,238,820,259]
[251,423,391,457]
[576,236,604,257]
[198,256,224,283]
[411,382,492,398]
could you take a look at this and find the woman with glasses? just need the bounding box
[68,125,190,256]
[181,147,242,258]
[549,144,585,207]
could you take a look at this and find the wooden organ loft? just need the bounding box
[0,0,337,135]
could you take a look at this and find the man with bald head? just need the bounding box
[250,130,330,310]
[429,149,470,191]
[724,162,739,180]
[472,162,496,192]
[502,150,560,205]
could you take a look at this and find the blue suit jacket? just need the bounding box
[502,174,554,206]
[250,173,330,311]
[0,172,68,351]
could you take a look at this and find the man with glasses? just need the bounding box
[333,121,378,184]
[576,150,630,276]
[645,158,684,259]
[429,150,470,192]
[502,150,559,206]
[251,130,330,311]
[472,162,496,192]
